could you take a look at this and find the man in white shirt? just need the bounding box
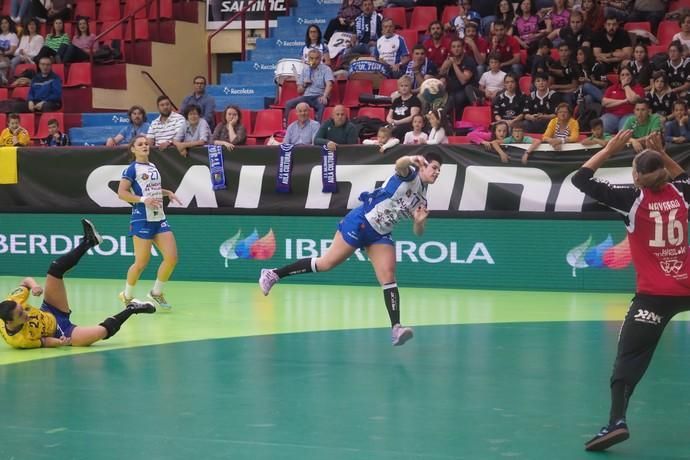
[146,95,186,149]
[374,18,410,77]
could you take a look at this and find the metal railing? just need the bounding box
[206,0,271,84]
[141,70,177,110]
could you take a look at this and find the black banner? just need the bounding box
[2,144,690,218]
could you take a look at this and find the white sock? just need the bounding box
[152,280,165,295]
[124,283,134,298]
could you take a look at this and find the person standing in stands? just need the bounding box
[179,76,216,129]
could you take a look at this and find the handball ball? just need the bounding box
[418,78,446,106]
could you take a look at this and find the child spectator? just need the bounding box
[581,117,611,147]
[480,121,510,163]
[362,125,400,153]
[530,38,553,76]
[492,73,525,127]
[664,100,690,144]
[549,42,579,104]
[403,114,428,144]
[478,53,507,102]
[40,117,69,146]
[503,120,535,144]
[523,72,561,133]
[426,108,449,144]
[0,112,30,146]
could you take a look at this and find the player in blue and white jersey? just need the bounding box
[259,152,442,346]
[117,135,181,310]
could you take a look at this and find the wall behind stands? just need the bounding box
[3,144,689,291]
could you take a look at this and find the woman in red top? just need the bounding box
[600,66,645,134]
[573,130,690,452]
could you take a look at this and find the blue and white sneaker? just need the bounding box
[585,419,629,451]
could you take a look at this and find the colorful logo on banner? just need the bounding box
[219,229,276,265]
[566,235,632,277]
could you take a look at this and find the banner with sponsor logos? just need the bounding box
[3,144,690,217]
[206,0,297,30]
[0,213,637,291]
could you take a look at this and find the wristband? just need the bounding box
[139,196,146,203]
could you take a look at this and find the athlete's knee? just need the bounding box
[314,256,334,272]
[163,252,178,266]
[131,258,150,272]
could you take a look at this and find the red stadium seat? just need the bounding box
[382,7,407,28]
[51,63,65,82]
[124,19,150,41]
[35,113,64,139]
[126,0,149,19]
[460,106,491,127]
[245,137,257,145]
[322,106,351,120]
[287,107,315,125]
[0,113,6,128]
[11,86,30,100]
[378,79,399,97]
[158,0,174,18]
[0,88,7,100]
[18,113,36,137]
[397,29,420,49]
[75,1,97,19]
[328,79,342,105]
[269,80,298,109]
[550,48,560,61]
[646,44,666,59]
[441,6,460,26]
[249,109,283,138]
[447,135,469,144]
[99,22,124,41]
[408,6,437,31]
[14,63,35,78]
[624,21,651,33]
[357,106,386,121]
[670,0,690,9]
[519,75,532,95]
[241,109,253,134]
[657,20,681,46]
[98,0,122,21]
[342,79,374,108]
[64,63,93,87]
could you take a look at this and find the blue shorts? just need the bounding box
[41,301,76,338]
[129,219,172,240]
[338,207,394,249]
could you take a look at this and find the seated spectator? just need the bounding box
[284,48,334,124]
[592,15,632,74]
[523,72,560,133]
[530,38,554,76]
[302,24,331,66]
[478,53,506,103]
[480,120,511,162]
[627,0,666,32]
[576,45,607,104]
[314,104,360,151]
[426,108,449,144]
[445,0,481,38]
[146,95,186,148]
[663,41,690,96]
[549,42,578,104]
[423,21,451,70]
[386,75,421,141]
[32,0,73,23]
[284,102,320,145]
[180,76,216,129]
[549,10,591,51]
[362,125,400,153]
[523,102,579,163]
[622,98,662,152]
[324,0,361,42]
[581,0,605,32]
[492,73,525,127]
[375,18,409,77]
[672,13,690,55]
[34,18,69,62]
[352,0,381,55]
[489,0,516,37]
[440,37,477,121]
[56,17,95,64]
[0,16,19,85]
[14,56,61,112]
[463,22,487,75]
[544,0,571,32]
[600,66,644,133]
[0,112,30,146]
[10,0,31,25]
[40,117,69,146]
[664,100,690,144]
[503,120,535,143]
[403,113,428,144]
[9,18,42,78]
[106,105,150,146]
[581,117,612,147]
[602,0,632,23]
[625,44,652,90]
[212,105,246,150]
[514,0,548,52]
[488,19,523,77]
[647,70,676,123]
[173,104,211,157]
[404,45,439,92]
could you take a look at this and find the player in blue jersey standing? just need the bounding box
[259,152,442,346]
[117,134,181,309]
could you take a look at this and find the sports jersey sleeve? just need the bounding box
[122,163,136,183]
[671,173,690,205]
[572,167,638,214]
[6,286,29,305]
[397,165,418,182]
[397,37,409,60]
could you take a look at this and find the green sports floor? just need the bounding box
[1,276,690,460]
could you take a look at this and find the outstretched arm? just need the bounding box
[395,155,427,177]
[646,131,685,179]
[21,277,43,296]
[581,129,633,172]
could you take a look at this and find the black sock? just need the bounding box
[275,258,316,279]
[609,380,630,424]
[383,282,400,327]
[47,240,91,279]
[99,309,135,339]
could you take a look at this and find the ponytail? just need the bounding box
[634,150,670,192]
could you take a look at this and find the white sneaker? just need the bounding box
[391,324,414,346]
[259,269,279,296]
